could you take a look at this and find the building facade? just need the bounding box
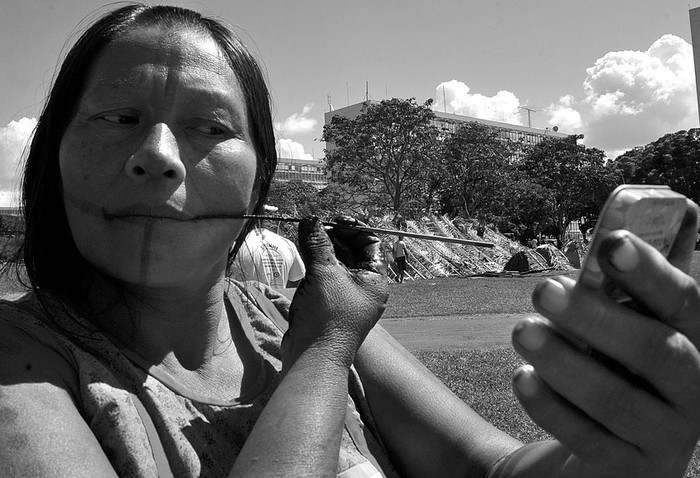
[691,7,700,123]
[324,100,569,155]
[274,156,327,188]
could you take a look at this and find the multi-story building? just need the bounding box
[0,207,20,217]
[324,100,569,155]
[281,100,569,190]
[690,7,700,123]
[274,156,327,188]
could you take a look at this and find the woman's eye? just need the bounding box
[192,124,229,137]
[98,114,139,125]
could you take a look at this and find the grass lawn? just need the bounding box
[383,254,700,477]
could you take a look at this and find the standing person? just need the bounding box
[392,235,407,283]
[230,224,306,290]
[1,4,700,478]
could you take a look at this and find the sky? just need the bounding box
[1,0,700,207]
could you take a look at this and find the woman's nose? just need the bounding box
[125,123,186,182]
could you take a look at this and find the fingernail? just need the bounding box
[514,365,538,398]
[537,279,568,315]
[607,235,639,272]
[514,319,547,351]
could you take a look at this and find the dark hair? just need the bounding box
[19,3,276,299]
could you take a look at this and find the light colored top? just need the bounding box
[0,282,394,477]
[392,240,406,259]
[230,228,306,290]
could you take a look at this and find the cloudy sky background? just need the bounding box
[1,0,699,206]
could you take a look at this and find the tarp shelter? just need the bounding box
[503,250,549,273]
[535,244,574,270]
[562,241,584,268]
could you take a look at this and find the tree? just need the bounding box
[517,135,617,243]
[266,179,319,218]
[322,98,441,216]
[436,122,517,222]
[610,129,700,204]
[315,182,372,219]
[495,176,556,242]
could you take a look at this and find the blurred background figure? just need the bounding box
[230,216,306,292]
[392,234,407,283]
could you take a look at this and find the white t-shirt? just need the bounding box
[230,228,306,290]
[392,240,406,259]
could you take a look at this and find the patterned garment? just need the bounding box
[0,281,392,477]
[229,229,306,290]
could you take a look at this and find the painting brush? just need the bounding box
[241,215,495,248]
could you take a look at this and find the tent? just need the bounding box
[503,250,549,273]
[535,244,575,270]
[562,241,585,269]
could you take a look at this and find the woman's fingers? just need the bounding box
[512,316,680,445]
[511,361,693,478]
[512,311,699,477]
[515,274,700,477]
[297,216,341,273]
[326,216,385,274]
[530,276,700,411]
[597,228,700,347]
[511,364,644,475]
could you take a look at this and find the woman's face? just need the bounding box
[59,26,259,288]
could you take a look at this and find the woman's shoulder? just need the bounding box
[0,294,113,476]
[0,292,80,393]
[0,292,55,335]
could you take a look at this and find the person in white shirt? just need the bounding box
[392,235,407,283]
[230,226,306,290]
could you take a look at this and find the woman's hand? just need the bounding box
[283,216,388,370]
[235,217,387,476]
[507,201,700,477]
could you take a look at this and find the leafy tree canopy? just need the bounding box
[610,128,700,204]
[436,121,518,222]
[516,135,618,242]
[265,179,319,218]
[322,98,441,216]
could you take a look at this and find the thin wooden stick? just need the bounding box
[242,215,495,248]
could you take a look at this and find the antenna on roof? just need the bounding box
[365,81,369,102]
[443,85,447,113]
[518,106,542,128]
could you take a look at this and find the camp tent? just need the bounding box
[503,250,549,273]
[535,244,574,270]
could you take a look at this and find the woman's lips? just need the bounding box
[64,192,249,222]
[104,206,249,222]
[104,205,195,221]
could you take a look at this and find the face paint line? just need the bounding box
[138,219,155,284]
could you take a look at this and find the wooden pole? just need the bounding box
[241,215,495,248]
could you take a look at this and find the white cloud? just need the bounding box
[276,138,313,160]
[0,117,35,207]
[434,80,523,125]
[546,95,583,133]
[581,34,698,155]
[275,104,318,137]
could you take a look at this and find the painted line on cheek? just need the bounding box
[63,191,105,217]
[139,219,155,284]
